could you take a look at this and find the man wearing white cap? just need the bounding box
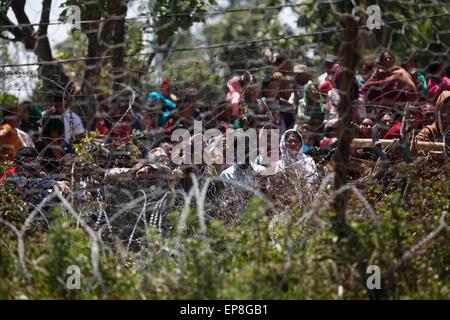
[318,55,338,84]
[289,64,314,109]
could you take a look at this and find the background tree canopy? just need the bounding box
[0,0,449,301]
[1,0,448,110]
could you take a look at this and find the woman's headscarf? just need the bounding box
[279,129,304,164]
[147,91,176,126]
[301,82,325,122]
[276,129,318,182]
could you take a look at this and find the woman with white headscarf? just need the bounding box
[275,129,318,185]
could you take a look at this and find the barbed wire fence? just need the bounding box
[0,0,449,298]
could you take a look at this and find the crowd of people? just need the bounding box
[1,50,449,200]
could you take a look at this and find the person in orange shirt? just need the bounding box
[0,106,22,161]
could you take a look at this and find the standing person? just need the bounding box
[318,55,338,85]
[257,74,295,134]
[298,82,326,125]
[41,93,85,153]
[226,75,243,120]
[255,76,279,123]
[225,72,254,129]
[289,64,314,108]
[275,129,318,185]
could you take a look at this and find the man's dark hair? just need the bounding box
[261,77,278,90]
[52,95,64,103]
[41,112,64,140]
[428,62,443,75]
[392,110,403,121]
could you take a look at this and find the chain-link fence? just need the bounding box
[0,0,449,299]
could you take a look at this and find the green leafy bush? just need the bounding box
[0,163,448,299]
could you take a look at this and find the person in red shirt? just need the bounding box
[383,106,428,139]
[383,117,402,139]
[361,52,417,106]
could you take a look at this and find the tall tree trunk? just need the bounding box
[80,0,128,129]
[82,19,106,130]
[333,15,359,234]
[109,0,129,93]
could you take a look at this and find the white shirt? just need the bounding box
[318,72,328,84]
[42,108,85,144]
[275,154,318,184]
[62,110,85,144]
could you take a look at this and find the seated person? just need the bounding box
[275,129,318,185]
[416,91,450,153]
[377,112,393,138]
[1,105,33,161]
[426,62,450,102]
[320,119,338,149]
[298,82,326,124]
[361,51,417,105]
